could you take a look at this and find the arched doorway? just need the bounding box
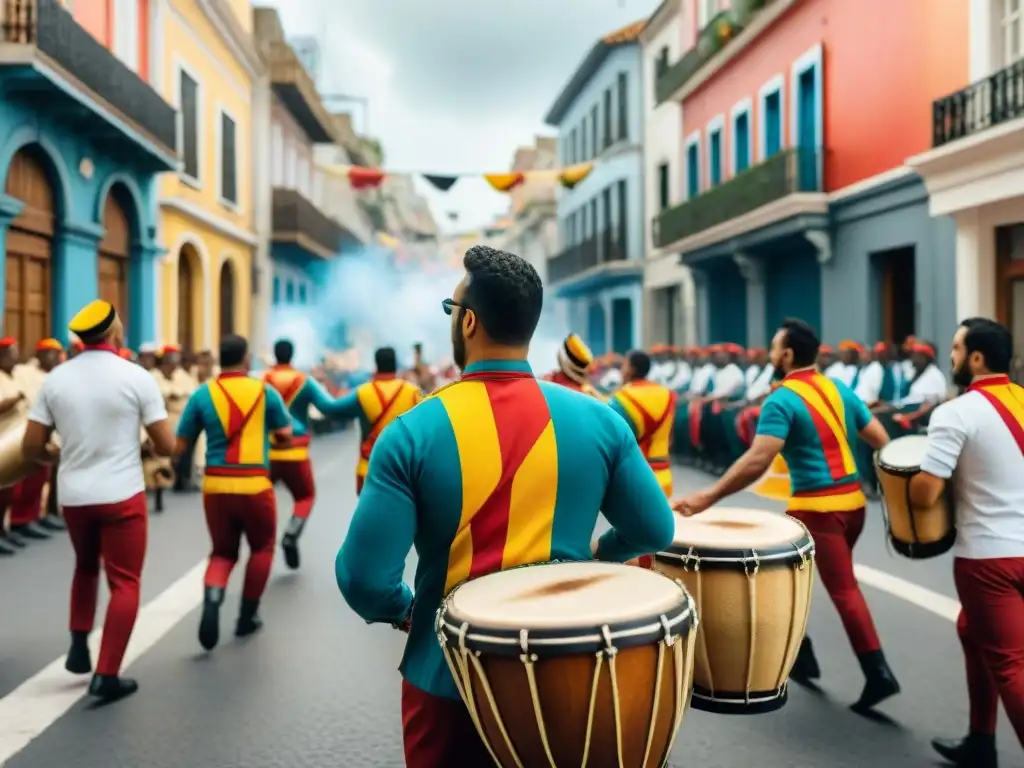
[219,259,235,337]
[4,146,56,356]
[177,244,200,351]
[98,185,132,323]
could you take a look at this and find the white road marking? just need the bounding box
[854,563,960,623]
[0,450,350,765]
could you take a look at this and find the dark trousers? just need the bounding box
[270,459,316,520]
[954,556,1024,745]
[65,492,148,676]
[203,490,277,600]
[788,508,882,655]
[401,680,492,767]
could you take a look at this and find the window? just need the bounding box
[576,127,583,164]
[285,280,295,304]
[603,88,613,147]
[590,105,598,158]
[589,199,598,238]
[218,109,238,206]
[298,284,308,305]
[273,276,280,305]
[732,100,752,174]
[709,128,722,186]
[616,72,629,141]
[178,67,200,182]
[1003,0,1022,66]
[569,128,578,164]
[581,117,590,160]
[112,0,139,72]
[686,135,700,197]
[658,162,670,210]
[616,180,627,257]
[655,46,670,78]
[758,77,784,160]
[601,187,612,254]
[698,0,717,28]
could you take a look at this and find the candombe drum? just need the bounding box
[876,434,955,559]
[656,507,814,714]
[140,426,175,490]
[437,561,697,767]
[0,419,41,488]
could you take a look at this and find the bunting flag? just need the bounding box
[323,161,596,194]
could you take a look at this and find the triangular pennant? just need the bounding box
[558,162,594,190]
[349,167,386,190]
[483,172,525,193]
[423,174,459,192]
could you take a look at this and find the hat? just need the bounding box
[558,333,593,384]
[838,340,864,353]
[873,341,890,353]
[117,348,133,360]
[68,300,116,340]
[138,342,159,354]
[819,344,834,354]
[0,337,16,349]
[35,338,63,352]
[160,344,181,356]
[910,342,936,358]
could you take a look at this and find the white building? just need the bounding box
[640,0,698,348]
[907,0,1024,353]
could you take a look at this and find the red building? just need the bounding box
[651,0,968,348]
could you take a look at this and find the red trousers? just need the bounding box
[203,490,277,600]
[10,465,49,526]
[270,459,316,520]
[402,680,492,767]
[64,492,148,676]
[954,556,1024,745]
[788,508,881,655]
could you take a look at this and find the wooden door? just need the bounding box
[4,147,54,356]
[995,225,1024,383]
[219,260,235,336]
[98,187,131,321]
[177,252,194,351]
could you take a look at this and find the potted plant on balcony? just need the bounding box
[697,11,744,58]
[732,0,767,25]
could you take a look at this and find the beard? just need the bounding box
[771,364,785,381]
[952,360,973,389]
[452,308,467,371]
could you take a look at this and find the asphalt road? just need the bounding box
[0,430,1021,767]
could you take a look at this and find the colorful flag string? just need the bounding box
[321,162,595,193]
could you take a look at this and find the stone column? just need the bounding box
[0,194,25,320]
[53,220,105,344]
[733,252,766,348]
[953,208,996,321]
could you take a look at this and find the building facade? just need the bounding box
[154,0,262,352]
[641,0,697,348]
[908,0,1024,361]
[0,0,176,351]
[545,22,647,355]
[653,0,967,348]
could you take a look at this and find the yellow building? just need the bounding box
[153,0,263,350]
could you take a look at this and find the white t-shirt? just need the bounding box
[709,363,744,399]
[855,361,884,403]
[900,363,949,406]
[689,363,715,394]
[29,350,168,506]
[920,391,1024,559]
[668,361,692,390]
[825,361,859,388]
[744,365,761,390]
[746,363,775,400]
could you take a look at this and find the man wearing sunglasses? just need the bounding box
[336,245,676,767]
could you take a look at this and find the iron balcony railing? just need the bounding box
[548,229,628,283]
[655,7,752,104]
[653,146,822,248]
[932,57,1024,147]
[0,0,177,153]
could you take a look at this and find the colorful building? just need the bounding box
[908,0,1024,360]
[154,0,262,351]
[0,0,176,351]
[653,0,968,347]
[545,21,647,355]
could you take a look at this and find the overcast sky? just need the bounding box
[265,0,660,234]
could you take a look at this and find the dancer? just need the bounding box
[909,318,1024,767]
[335,245,675,767]
[673,318,899,713]
[263,338,353,569]
[175,334,292,651]
[22,300,175,702]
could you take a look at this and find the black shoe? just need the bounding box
[88,674,139,703]
[3,531,26,548]
[852,650,900,712]
[281,516,305,570]
[198,587,224,651]
[789,636,821,685]
[39,515,65,532]
[931,732,997,767]
[0,539,15,556]
[65,630,92,674]
[12,523,50,541]
[235,597,263,637]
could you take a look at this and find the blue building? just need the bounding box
[0,2,176,351]
[544,22,646,355]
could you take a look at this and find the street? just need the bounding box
[0,430,1020,767]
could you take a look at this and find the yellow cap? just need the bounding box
[558,333,594,384]
[68,299,116,339]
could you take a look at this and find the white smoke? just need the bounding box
[267,245,569,374]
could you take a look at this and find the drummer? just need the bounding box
[335,245,675,767]
[908,318,1024,766]
[673,318,900,713]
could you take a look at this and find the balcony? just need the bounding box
[932,58,1024,147]
[548,229,628,284]
[0,0,177,167]
[655,9,746,105]
[654,147,822,248]
[272,187,345,260]
[264,40,334,143]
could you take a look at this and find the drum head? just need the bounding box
[445,561,684,630]
[671,507,804,549]
[877,434,929,470]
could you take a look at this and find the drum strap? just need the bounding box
[266,370,306,407]
[359,382,407,461]
[968,377,1024,456]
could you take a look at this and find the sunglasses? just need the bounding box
[442,298,471,316]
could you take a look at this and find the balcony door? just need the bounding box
[996,225,1024,383]
[796,67,818,190]
[587,300,607,355]
[764,91,782,157]
[611,297,633,353]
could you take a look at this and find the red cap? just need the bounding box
[0,337,17,349]
[161,344,180,356]
[819,344,834,354]
[36,338,63,352]
[910,342,936,357]
[873,341,889,353]
[117,348,133,360]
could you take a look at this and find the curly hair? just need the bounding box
[462,245,543,346]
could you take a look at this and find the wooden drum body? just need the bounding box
[655,508,814,715]
[876,435,955,559]
[437,561,697,768]
[0,420,37,488]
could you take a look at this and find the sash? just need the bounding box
[360,381,409,460]
[781,371,857,481]
[616,387,676,457]
[214,380,265,450]
[968,375,1024,456]
[265,370,306,406]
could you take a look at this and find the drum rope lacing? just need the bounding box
[438,582,697,768]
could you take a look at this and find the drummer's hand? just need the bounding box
[672,491,715,517]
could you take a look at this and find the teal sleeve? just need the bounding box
[175,391,204,441]
[307,379,359,418]
[608,397,639,437]
[595,420,675,562]
[755,396,791,440]
[850,389,872,431]
[264,387,291,430]
[335,420,416,623]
